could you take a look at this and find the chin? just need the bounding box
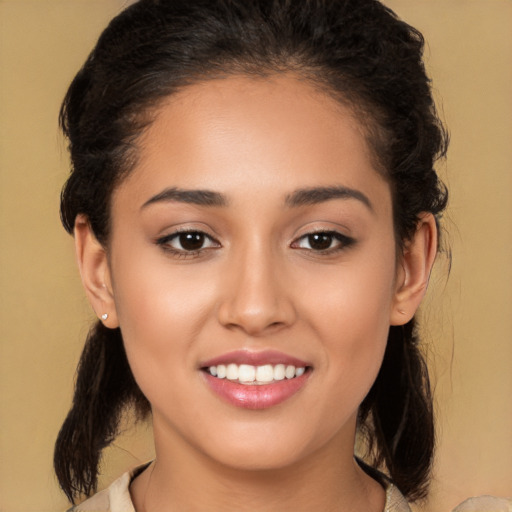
[208,442,309,473]
[194,419,338,473]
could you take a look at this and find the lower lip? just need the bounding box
[202,371,310,410]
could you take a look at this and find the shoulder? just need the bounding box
[69,471,133,512]
[385,484,413,512]
[68,485,111,511]
[383,484,512,512]
[452,495,512,512]
[69,464,150,512]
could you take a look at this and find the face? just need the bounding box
[106,75,401,471]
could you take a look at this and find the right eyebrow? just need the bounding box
[141,187,228,209]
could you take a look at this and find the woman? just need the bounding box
[55,0,452,510]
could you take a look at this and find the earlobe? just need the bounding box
[74,214,119,328]
[390,213,438,326]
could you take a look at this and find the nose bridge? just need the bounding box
[217,236,295,334]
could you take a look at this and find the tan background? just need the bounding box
[0,1,511,510]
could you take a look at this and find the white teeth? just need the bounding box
[206,363,307,383]
[226,363,238,380]
[285,365,295,379]
[273,364,285,381]
[216,364,226,378]
[238,364,256,382]
[256,364,274,383]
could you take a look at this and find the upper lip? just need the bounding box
[200,349,310,368]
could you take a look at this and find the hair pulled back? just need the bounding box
[55,0,448,504]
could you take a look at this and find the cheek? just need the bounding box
[112,240,216,324]
[301,250,396,393]
[302,246,396,331]
[109,251,218,388]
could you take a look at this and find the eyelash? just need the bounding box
[290,230,356,254]
[155,229,221,259]
[155,229,355,258]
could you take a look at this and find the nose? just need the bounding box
[217,245,296,336]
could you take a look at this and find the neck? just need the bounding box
[131,422,385,512]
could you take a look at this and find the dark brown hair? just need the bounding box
[55,0,448,504]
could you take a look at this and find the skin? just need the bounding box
[75,74,437,511]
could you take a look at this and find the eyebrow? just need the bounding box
[141,185,373,212]
[141,187,228,209]
[285,186,373,212]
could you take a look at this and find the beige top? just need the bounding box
[70,464,410,512]
[70,465,512,512]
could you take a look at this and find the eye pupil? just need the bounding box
[308,233,332,250]
[179,232,205,251]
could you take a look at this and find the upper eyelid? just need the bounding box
[155,227,354,247]
[292,228,353,241]
[155,229,221,250]
[157,227,219,240]
[155,231,221,260]
[292,219,353,236]
[290,230,356,250]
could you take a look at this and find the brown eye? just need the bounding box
[157,230,220,254]
[292,231,355,253]
[178,232,206,251]
[307,233,334,251]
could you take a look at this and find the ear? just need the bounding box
[390,213,438,326]
[74,214,119,328]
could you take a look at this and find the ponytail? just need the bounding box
[359,318,435,501]
[54,322,149,503]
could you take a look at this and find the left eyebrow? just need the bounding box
[141,187,228,209]
[285,186,374,212]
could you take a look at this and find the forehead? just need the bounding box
[141,74,368,160]
[115,74,390,212]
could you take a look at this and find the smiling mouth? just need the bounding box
[203,363,308,385]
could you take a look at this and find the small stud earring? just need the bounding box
[101,313,108,321]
